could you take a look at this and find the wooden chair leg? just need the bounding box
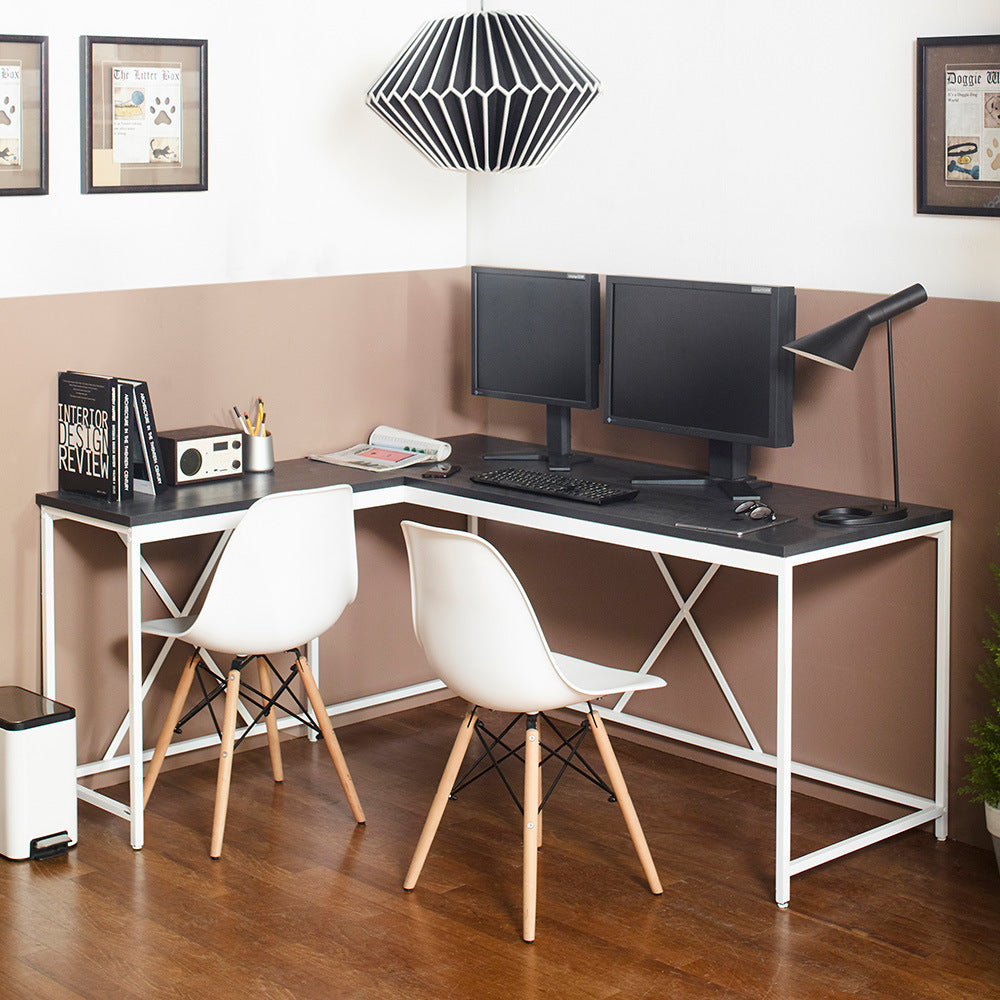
[256,656,284,783]
[588,707,663,895]
[210,667,242,859]
[294,654,365,825]
[404,706,478,891]
[522,713,541,942]
[143,650,200,807]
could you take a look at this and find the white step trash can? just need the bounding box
[0,686,77,860]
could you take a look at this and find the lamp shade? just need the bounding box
[365,11,600,172]
[783,284,927,371]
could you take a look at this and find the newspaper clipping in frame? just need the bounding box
[0,61,22,169]
[944,63,1000,186]
[112,65,182,166]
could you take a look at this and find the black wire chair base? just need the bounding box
[450,708,616,815]
[174,650,319,753]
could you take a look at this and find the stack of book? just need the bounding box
[57,372,166,501]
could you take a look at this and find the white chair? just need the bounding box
[142,484,366,858]
[400,520,666,941]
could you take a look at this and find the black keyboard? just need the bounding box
[470,467,639,505]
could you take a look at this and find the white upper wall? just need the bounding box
[2,2,469,298]
[467,0,1000,302]
[6,2,1000,302]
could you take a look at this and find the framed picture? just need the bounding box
[917,35,1000,216]
[0,35,48,196]
[80,35,207,194]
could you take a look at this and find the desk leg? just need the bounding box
[40,510,56,699]
[934,524,951,841]
[775,565,794,907]
[125,533,144,850]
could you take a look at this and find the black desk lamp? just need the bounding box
[783,283,928,526]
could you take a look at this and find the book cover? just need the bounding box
[118,378,165,493]
[117,380,133,499]
[57,372,118,500]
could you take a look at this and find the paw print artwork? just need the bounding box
[988,138,1000,177]
[146,93,181,162]
[0,93,20,164]
[149,96,176,126]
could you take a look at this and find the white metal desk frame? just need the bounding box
[39,483,950,907]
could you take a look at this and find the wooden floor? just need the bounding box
[1,698,998,1000]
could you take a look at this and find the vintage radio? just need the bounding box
[158,426,243,485]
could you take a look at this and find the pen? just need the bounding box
[233,406,250,434]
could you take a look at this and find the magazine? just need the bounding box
[308,426,451,473]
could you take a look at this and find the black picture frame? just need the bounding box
[917,35,1000,217]
[0,34,48,196]
[81,35,207,194]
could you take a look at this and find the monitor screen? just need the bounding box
[604,275,795,477]
[471,266,600,410]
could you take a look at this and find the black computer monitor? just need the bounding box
[471,265,600,471]
[603,275,796,488]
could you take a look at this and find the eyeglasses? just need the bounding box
[734,500,775,521]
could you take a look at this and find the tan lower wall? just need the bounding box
[5,273,999,848]
[7,268,479,778]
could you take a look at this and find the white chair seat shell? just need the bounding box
[143,485,359,657]
[403,520,665,713]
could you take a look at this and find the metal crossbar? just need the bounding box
[173,652,322,752]
[450,708,615,814]
[612,553,762,754]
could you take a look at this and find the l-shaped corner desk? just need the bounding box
[36,433,952,907]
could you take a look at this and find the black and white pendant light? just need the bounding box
[365,8,600,172]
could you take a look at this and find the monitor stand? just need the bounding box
[631,441,770,498]
[483,405,593,473]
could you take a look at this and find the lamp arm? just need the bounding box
[886,317,900,510]
[865,283,927,328]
